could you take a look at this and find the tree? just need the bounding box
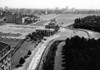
[27,50,31,55]
[19,57,25,64]
[73,15,100,32]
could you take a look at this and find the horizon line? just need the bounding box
[0,6,100,10]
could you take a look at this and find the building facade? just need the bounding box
[36,28,55,37]
[0,42,11,70]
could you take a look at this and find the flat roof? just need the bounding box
[0,42,9,51]
[36,28,55,31]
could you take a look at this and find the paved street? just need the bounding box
[27,26,91,70]
[27,35,60,70]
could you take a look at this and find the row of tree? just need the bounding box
[41,41,61,70]
[73,15,100,32]
[26,31,44,43]
[62,36,100,70]
[15,50,32,68]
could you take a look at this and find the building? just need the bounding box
[45,19,57,28]
[36,28,55,36]
[0,42,11,70]
[0,11,40,24]
[5,13,23,24]
[1,12,22,24]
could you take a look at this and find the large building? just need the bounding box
[0,42,11,70]
[36,28,55,36]
[0,11,40,24]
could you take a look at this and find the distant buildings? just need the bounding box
[0,42,11,70]
[0,12,23,24]
[0,11,40,24]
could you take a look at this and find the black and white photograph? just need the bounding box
[0,0,100,70]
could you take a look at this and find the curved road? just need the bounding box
[27,16,92,70]
[27,34,60,70]
[27,27,91,70]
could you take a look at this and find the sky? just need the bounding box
[0,0,100,9]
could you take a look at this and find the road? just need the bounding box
[27,34,60,70]
[35,27,91,70]
[27,27,91,70]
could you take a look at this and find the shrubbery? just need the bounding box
[27,50,32,55]
[26,31,44,42]
[62,36,100,70]
[19,57,25,64]
[15,64,22,68]
[15,50,32,68]
[73,15,100,32]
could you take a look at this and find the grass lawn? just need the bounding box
[31,20,48,26]
[0,38,22,48]
[11,41,36,69]
[0,32,22,37]
[56,14,99,25]
[39,14,58,20]
[54,42,65,70]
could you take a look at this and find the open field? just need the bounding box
[31,20,48,26]
[32,14,100,26]
[56,14,98,26]
[39,14,59,20]
[0,24,36,33]
[11,41,36,69]
[0,37,22,48]
[30,14,59,26]
[0,32,22,37]
[0,24,44,39]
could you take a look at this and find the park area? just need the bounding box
[0,32,22,37]
[56,14,96,26]
[0,24,42,39]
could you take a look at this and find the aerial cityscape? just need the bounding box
[0,0,100,70]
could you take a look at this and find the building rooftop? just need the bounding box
[0,42,9,51]
[36,27,55,31]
